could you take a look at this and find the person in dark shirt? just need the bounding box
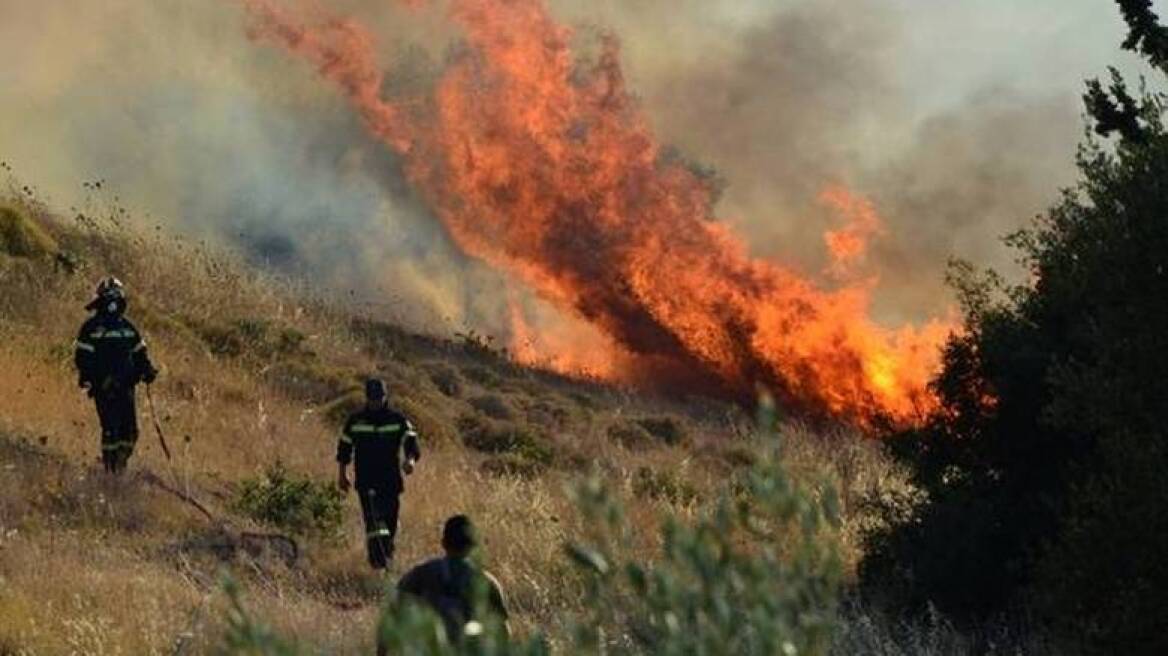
[337,378,420,570]
[74,277,158,474]
[394,515,509,645]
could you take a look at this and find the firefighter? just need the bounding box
[74,277,158,474]
[337,378,421,570]
[387,515,510,651]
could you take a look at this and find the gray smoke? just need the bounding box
[557,0,1140,322]
[0,0,1152,338]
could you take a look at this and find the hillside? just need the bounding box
[0,181,914,654]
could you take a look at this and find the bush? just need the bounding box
[635,417,688,446]
[521,397,572,430]
[197,318,269,358]
[863,5,1168,649]
[480,454,546,480]
[457,415,554,466]
[232,463,344,536]
[631,466,698,505]
[468,394,514,420]
[219,409,842,655]
[194,317,311,361]
[394,393,458,446]
[462,365,502,389]
[427,363,463,397]
[0,205,56,258]
[565,413,841,654]
[264,360,360,403]
[220,578,304,656]
[606,421,654,450]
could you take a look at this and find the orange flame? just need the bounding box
[241,0,954,426]
[508,297,623,380]
[820,185,885,280]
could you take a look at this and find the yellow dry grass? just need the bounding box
[0,186,908,653]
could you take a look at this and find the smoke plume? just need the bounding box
[0,0,1122,420]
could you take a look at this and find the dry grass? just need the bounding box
[0,182,914,653]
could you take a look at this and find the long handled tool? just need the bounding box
[139,383,299,563]
[142,383,211,520]
[144,383,173,461]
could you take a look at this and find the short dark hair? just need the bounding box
[442,515,477,553]
[365,378,387,401]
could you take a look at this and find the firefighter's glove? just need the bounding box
[337,471,351,494]
[143,366,159,385]
[402,459,416,476]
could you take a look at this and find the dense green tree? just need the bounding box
[863,1,1168,650]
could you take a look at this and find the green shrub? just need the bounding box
[274,327,308,354]
[195,318,265,358]
[606,421,654,450]
[394,393,458,446]
[264,360,359,403]
[565,405,841,654]
[427,363,463,398]
[462,365,502,389]
[1035,435,1168,652]
[457,415,554,466]
[349,317,408,359]
[232,463,344,536]
[863,6,1168,650]
[712,444,757,470]
[220,578,304,655]
[521,397,572,430]
[567,391,600,411]
[468,394,514,420]
[635,417,688,446]
[0,205,56,258]
[193,317,311,361]
[219,410,842,655]
[631,466,699,505]
[480,454,546,480]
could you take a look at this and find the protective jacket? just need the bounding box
[74,314,154,391]
[337,406,421,491]
[397,556,509,641]
[74,311,156,473]
[339,404,421,568]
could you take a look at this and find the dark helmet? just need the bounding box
[365,378,387,402]
[86,276,126,312]
[442,515,477,553]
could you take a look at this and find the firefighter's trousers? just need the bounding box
[94,387,139,473]
[358,486,400,569]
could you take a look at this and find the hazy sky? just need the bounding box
[0,0,1163,329]
[555,0,1161,320]
[565,0,1154,130]
[887,0,1151,109]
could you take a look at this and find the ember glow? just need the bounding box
[242,0,954,425]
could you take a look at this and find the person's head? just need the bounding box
[364,378,387,409]
[86,276,126,316]
[441,514,477,558]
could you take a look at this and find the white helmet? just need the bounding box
[86,276,126,312]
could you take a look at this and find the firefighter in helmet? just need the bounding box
[74,277,158,474]
[337,378,421,569]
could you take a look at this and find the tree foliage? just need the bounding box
[863,1,1168,650]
